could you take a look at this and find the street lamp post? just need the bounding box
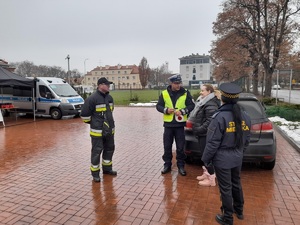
[275,69,279,105]
[84,58,89,76]
[289,69,293,103]
[65,55,70,84]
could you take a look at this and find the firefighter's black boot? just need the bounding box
[103,169,117,175]
[91,171,100,182]
[102,160,117,175]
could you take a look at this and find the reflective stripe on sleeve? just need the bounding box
[109,103,114,111]
[81,116,91,123]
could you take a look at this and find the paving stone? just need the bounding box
[0,107,300,224]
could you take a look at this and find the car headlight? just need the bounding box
[61,98,69,103]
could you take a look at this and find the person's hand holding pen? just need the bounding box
[167,108,175,114]
[167,108,182,116]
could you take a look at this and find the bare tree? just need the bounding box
[213,0,300,97]
[13,61,35,77]
[12,61,79,79]
[138,57,151,89]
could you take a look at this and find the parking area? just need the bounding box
[0,107,300,225]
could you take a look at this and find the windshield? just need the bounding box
[49,84,79,97]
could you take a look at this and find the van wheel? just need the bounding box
[185,155,193,164]
[50,108,62,120]
[261,159,276,170]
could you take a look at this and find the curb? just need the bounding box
[274,125,300,153]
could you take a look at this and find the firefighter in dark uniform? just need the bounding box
[201,83,251,225]
[156,74,195,176]
[80,77,117,182]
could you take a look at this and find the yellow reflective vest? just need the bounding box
[162,90,187,122]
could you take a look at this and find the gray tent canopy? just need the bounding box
[0,66,36,121]
[0,67,34,87]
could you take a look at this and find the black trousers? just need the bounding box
[214,165,244,224]
[91,135,115,171]
[163,127,186,167]
[198,136,215,175]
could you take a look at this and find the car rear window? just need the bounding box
[238,100,266,120]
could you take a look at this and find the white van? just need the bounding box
[0,77,84,119]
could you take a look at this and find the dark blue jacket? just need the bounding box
[201,103,251,169]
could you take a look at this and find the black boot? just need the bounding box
[215,214,233,225]
[103,170,117,175]
[178,167,186,176]
[91,171,100,182]
[161,166,171,174]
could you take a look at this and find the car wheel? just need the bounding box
[50,108,62,120]
[185,155,193,164]
[261,159,276,170]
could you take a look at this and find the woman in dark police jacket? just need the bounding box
[201,83,251,225]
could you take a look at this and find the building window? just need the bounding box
[186,66,189,72]
[132,76,135,79]
[125,71,127,74]
[101,72,103,75]
[126,76,129,80]
[112,71,114,74]
[118,71,120,74]
[106,71,109,74]
[200,65,203,71]
[186,74,189,79]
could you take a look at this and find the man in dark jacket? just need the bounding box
[80,77,117,182]
[202,83,251,225]
[156,74,195,176]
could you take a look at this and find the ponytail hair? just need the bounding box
[232,104,243,149]
[221,96,244,149]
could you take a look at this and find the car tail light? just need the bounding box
[251,121,274,133]
[185,120,193,130]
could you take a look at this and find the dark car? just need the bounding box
[184,93,277,170]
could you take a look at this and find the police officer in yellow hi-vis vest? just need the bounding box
[156,74,195,176]
[201,82,251,225]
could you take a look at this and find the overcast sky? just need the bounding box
[0,0,222,74]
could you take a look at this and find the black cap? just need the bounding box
[97,77,113,85]
[219,83,242,99]
[168,74,182,83]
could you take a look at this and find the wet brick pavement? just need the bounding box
[0,107,300,225]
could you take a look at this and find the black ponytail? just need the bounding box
[221,96,244,149]
[232,104,243,149]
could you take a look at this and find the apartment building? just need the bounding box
[81,64,141,90]
[179,53,214,87]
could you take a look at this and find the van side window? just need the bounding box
[39,86,51,98]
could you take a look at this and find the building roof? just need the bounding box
[179,53,210,60]
[91,64,139,74]
[0,59,16,72]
